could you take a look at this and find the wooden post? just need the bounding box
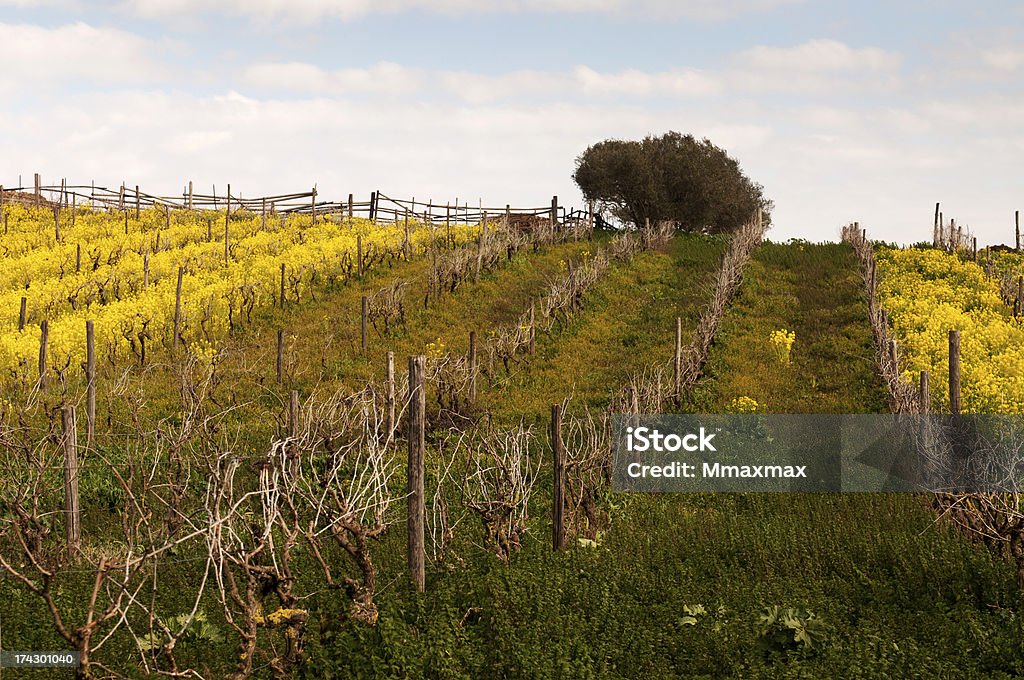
[143,252,150,287]
[550,195,558,228]
[348,193,353,218]
[18,297,26,331]
[948,330,961,415]
[135,185,140,219]
[224,191,230,264]
[468,330,477,404]
[76,243,81,273]
[124,210,129,236]
[551,403,565,552]
[311,187,317,225]
[288,390,299,439]
[62,406,81,559]
[34,173,40,205]
[933,202,940,247]
[172,267,183,352]
[280,263,286,309]
[369,191,377,220]
[972,237,977,261]
[529,303,535,354]
[357,234,363,277]
[361,296,368,353]
[919,369,929,414]
[86,321,96,447]
[474,225,484,283]
[188,180,193,210]
[1016,275,1023,317]
[888,338,898,366]
[674,317,682,399]
[1017,210,1021,252]
[38,319,49,392]
[277,329,284,383]
[407,355,426,593]
[385,351,396,438]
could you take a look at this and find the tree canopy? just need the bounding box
[572,131,772,233]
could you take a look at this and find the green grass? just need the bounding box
[2,237,1022,679]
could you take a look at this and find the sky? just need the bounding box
[1,1,1023,244]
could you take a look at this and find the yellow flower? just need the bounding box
[728,396,760,414]
[769,329,795,365]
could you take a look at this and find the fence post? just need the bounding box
[38,319,49,392]
[361,296,368,354]
[188,180,193,210]
[135,185,140,219]
[674,317,682,400]
[529,303,535,354]
[474,221,484,283]
[224,195,230,265]
[552,404,565,551]
[948,330,961,414]
[357,234,363,277]
[348,193,353,218]
[972,237,977,262]
[386,351,396,438]
[468,330,477,404]
[369,191,377,220]
[18,297,26,331]
[280,263,286,308]
[407,355,426,593]
[34,173,41,205]
[919,370,929,414]
[86,321,96,446]
[172,267,183,352]
[1016,276,1023,317]
[277,329,284,383]
[289,390,299,439]
[143,252,150,287]
[311,187,317,225]
[62,406,80,559]
[550,195,558,229]
[1017,210,1020,253]
[933,202,940,247]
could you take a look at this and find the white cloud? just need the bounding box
[731,39,902,94]
[572,66,722,97]
[739,39,901,72]
[242,62,421,95]
[0,22,169,89]
[980,48,1024,71]
[439,71,564,105]
[439,66,721,103]
[127,0,803,22]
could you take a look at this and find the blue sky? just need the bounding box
[2,1,1023,243]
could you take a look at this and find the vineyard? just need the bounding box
[1,187,1024,679]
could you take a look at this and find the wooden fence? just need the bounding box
[0,174,593,228]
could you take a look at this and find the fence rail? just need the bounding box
[0,175,594,227]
